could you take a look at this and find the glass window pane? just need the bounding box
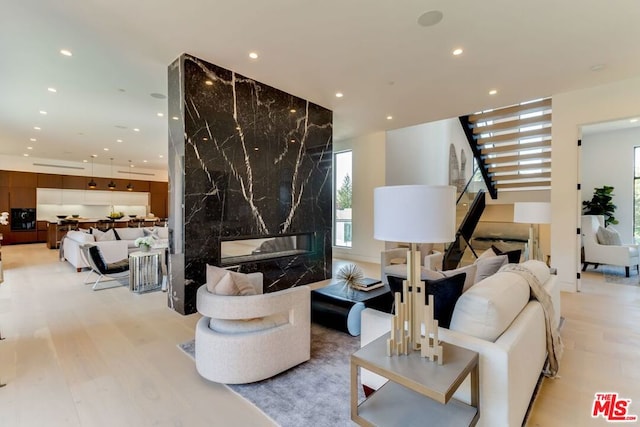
[334,151,352,247]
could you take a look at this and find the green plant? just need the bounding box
[582,185,618,226]
[336,174,352,210]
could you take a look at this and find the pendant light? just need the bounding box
[108,158,116,190]
[88,155,97,189]
[126,160,134,191]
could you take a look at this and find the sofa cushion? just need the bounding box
[441,263,477,293]
[208,313,288,334]
[206,265,256,296]
[449,270,531,341]
[387,272,466,328]
[91,228,117,242]
[113,227,145,241]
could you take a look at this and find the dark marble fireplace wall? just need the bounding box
[168,53,333,315]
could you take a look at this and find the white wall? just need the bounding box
[333,132,386,264]
[0,154,167,181]
[552,75,640,292]
[581,127,640,243]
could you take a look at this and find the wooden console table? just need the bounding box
[351,332,479,426]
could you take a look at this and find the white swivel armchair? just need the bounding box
[582,215,639,277]
[195,270,310,384]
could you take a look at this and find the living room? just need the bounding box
[2,1,640,426]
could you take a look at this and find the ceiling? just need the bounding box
[2,1,640,171]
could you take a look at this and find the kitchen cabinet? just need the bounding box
[37,174,63,188]
[9,187,36,207]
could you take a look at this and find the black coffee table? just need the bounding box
[311,281,393,336]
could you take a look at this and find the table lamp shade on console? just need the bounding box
[513,202,551,261]
[373,185,456,361]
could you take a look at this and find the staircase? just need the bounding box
[459,98,552,199]
[443,188,486,270]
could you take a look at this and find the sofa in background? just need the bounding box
[62,226,169,271]
[361,260,561,427]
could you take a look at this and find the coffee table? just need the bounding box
[351,332,479,426]
[311,281,393,336]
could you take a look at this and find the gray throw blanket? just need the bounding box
[499,263,564,378]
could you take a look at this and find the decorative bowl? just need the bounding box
[56,215,67,219]
[71,214,80,218]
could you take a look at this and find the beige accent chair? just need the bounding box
[582,215,639,277]
[195,271,311,384]
[380,243,443,284]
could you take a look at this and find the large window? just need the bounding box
[334,150,352,247]
[634,147,640,242]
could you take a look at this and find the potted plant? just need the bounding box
[134,236,155,252]
[582,185,618,226]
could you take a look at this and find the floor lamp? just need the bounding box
[513,202,551,261]
[374,185,456,360]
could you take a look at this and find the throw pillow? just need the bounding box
[95,228,117,242]
[476,247,497,260]
[491,244,522,264]
[387,273,465,328]
[474,254,508,283]
[143,227,160,239]
[440,263,477,293]
[206,264,230,293]
[214,271,257,296]
[596,225,622,245]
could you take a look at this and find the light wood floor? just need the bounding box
[0,244,638,426]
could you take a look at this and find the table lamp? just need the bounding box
[513,202,551,261]
[374,185,456,360]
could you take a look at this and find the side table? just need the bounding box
[129,250,162,293]
[351,332,479,426]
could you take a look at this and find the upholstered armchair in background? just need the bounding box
[380,242,443,284]
[581,215,639,277]
[195,267,310,384]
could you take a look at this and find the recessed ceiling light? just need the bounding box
[172,116,179,121]
[116,139,123,142]
[48,87,57,93]
[104,148,109,151]
[489,89,498,95]
[23,153,29,157]
[205,80,213,86]
[27,146,33,150]
[631,118,639,123]
[157,112,164,117]
[60,49,72,57]
[133,128,140,132]
[143,160,148,163]
[30,138,36,142]
[91,154,97,158]
[39,110,47,115]
[249,52,259,59]
[159,155,164,158]
[335,92,344,98]
[83,159,88,163]
[452,48,463,56]
[130,164,135,168]
[417,10,444,27]
[33,126,41,130]
[386,116,393,120]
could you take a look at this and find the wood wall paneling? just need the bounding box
[37,173,63,188]
[62,175,88,190]
[150,193,167,218]
[10,187,36,207]
[127,179,150,192]
[150,181,168,193]
[10,171,37,187]
[0,171,10,187]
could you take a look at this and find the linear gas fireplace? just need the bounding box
[221,234,315,266]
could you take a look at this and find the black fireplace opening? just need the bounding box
[10,208,36,231]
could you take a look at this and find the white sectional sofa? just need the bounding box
[62,226,169,271]
[360,260,561,427]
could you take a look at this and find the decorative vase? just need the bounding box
[141,245,150,252]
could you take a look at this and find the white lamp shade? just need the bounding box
[374,185,456,243]
[513,202,551,224]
